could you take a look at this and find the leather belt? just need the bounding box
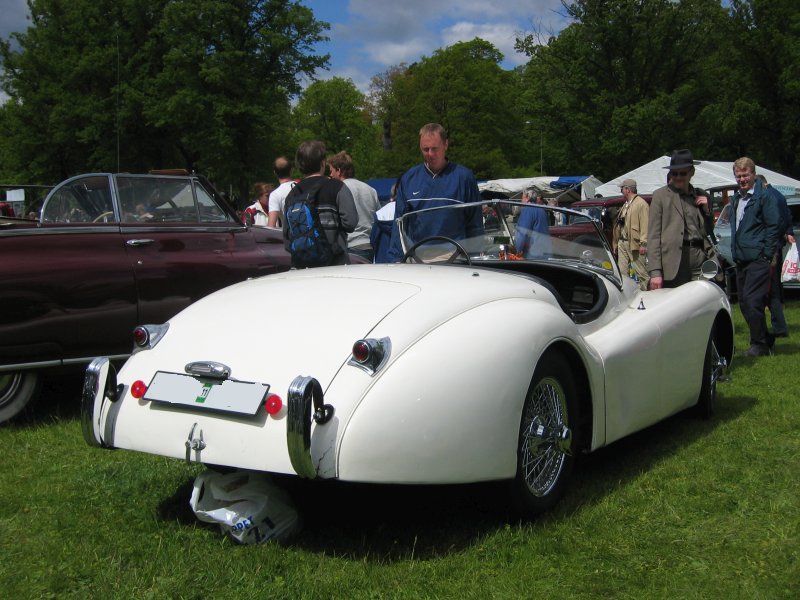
[682,239,704,248]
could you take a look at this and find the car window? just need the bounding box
[715,203,732,227]
[116,175,231,224]
[41,175,115,223]
[196,184,228,222]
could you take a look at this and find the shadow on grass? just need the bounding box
[149,388,757,562]
[5,370,85,427]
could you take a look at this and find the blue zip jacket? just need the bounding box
[384,161,482,263]
[730,179,782,264]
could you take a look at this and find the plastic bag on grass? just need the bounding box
[781,242,799,283]
[189,469,301,544]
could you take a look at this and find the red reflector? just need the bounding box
[265,394,282,415]
[352,340,370,363]
[131,380,147,398]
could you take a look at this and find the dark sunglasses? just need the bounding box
[670,170,689,177]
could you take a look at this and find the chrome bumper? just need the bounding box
[81,357,118,448]
[286,375,334,479]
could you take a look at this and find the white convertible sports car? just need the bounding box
[82,200,734,517]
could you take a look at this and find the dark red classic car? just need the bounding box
[552,195,652,246]
[0,172,295,422]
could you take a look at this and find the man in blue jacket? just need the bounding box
[730,157,782,357]
[756,175,796,338]
[384,123,482,262]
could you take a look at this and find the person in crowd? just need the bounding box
[328,151,381,262]
[754,175,796,338]
[267,156,297,228]
[730,157,783,357]
[613,179,649,290]
[282,140,358,267]
[241,182,272,226]
[514,188,550,258]
[647,149,713,289]
[383,123,482,263]
[371,179,399,264]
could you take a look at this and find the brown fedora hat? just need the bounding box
[664,148,700,169]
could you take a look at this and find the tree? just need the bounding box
[374,39,527,180]
[0,0,329,201]
[701,0,800,176]
[515,0,730,179]
[291,77,384,178]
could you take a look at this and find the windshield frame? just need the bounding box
[396,199,622,287]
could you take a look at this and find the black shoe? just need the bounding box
[744,345,771,357]
[773,331,789,338]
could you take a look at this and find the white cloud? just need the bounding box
[442,21,531,66]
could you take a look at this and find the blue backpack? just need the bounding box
[284,181,337,267]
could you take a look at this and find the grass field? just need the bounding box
[1,299,799,599]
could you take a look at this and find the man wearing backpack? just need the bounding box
[282,140,358,268]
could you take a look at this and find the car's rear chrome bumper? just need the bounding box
[286,375,334,479]
[81,356,117,448]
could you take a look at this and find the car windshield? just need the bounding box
[397,199,620,283]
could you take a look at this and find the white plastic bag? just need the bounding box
[781,242,800,283]
[189,469,301,544]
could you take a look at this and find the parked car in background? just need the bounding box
[554,195,652,247]
[1,171,296,423]
[83,200,733,518]
[713,195,800,297]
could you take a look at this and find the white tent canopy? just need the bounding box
[594,156,800,198]
[479,175,603,203]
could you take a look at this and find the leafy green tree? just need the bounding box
[516,0,730,179]
[291,77,384,178]
[374,39,527,180]
[0,0,329,201]
[700,0,800,175]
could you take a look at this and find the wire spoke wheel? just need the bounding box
[511,353,577,517]
[520,375,571,497]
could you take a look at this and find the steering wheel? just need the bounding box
[401,236,473,265]
[93,211,115,223]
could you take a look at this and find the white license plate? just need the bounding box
[144,371,270,416]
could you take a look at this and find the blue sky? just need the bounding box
[1,0,569,94]
[303,0,569,91]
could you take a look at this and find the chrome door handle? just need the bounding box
[126,239,155,246]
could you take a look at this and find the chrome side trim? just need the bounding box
[286,376,334,479]
[0,354,129,373]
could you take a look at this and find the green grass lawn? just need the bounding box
[2,299,799,599]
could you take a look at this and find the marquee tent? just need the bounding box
[594,156,800,198]
[478,175,603,203]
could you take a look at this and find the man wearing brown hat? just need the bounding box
[613,178,649,290]
[647,149,713,289]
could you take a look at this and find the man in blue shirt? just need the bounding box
[514,190,551,258]
[384,123,482,262]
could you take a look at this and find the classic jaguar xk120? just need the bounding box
[82,200,734,516]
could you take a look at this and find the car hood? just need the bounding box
[130,263,554,394]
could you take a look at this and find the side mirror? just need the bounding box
[701,259,719,280]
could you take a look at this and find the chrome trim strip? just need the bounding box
[0,354,129,373]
